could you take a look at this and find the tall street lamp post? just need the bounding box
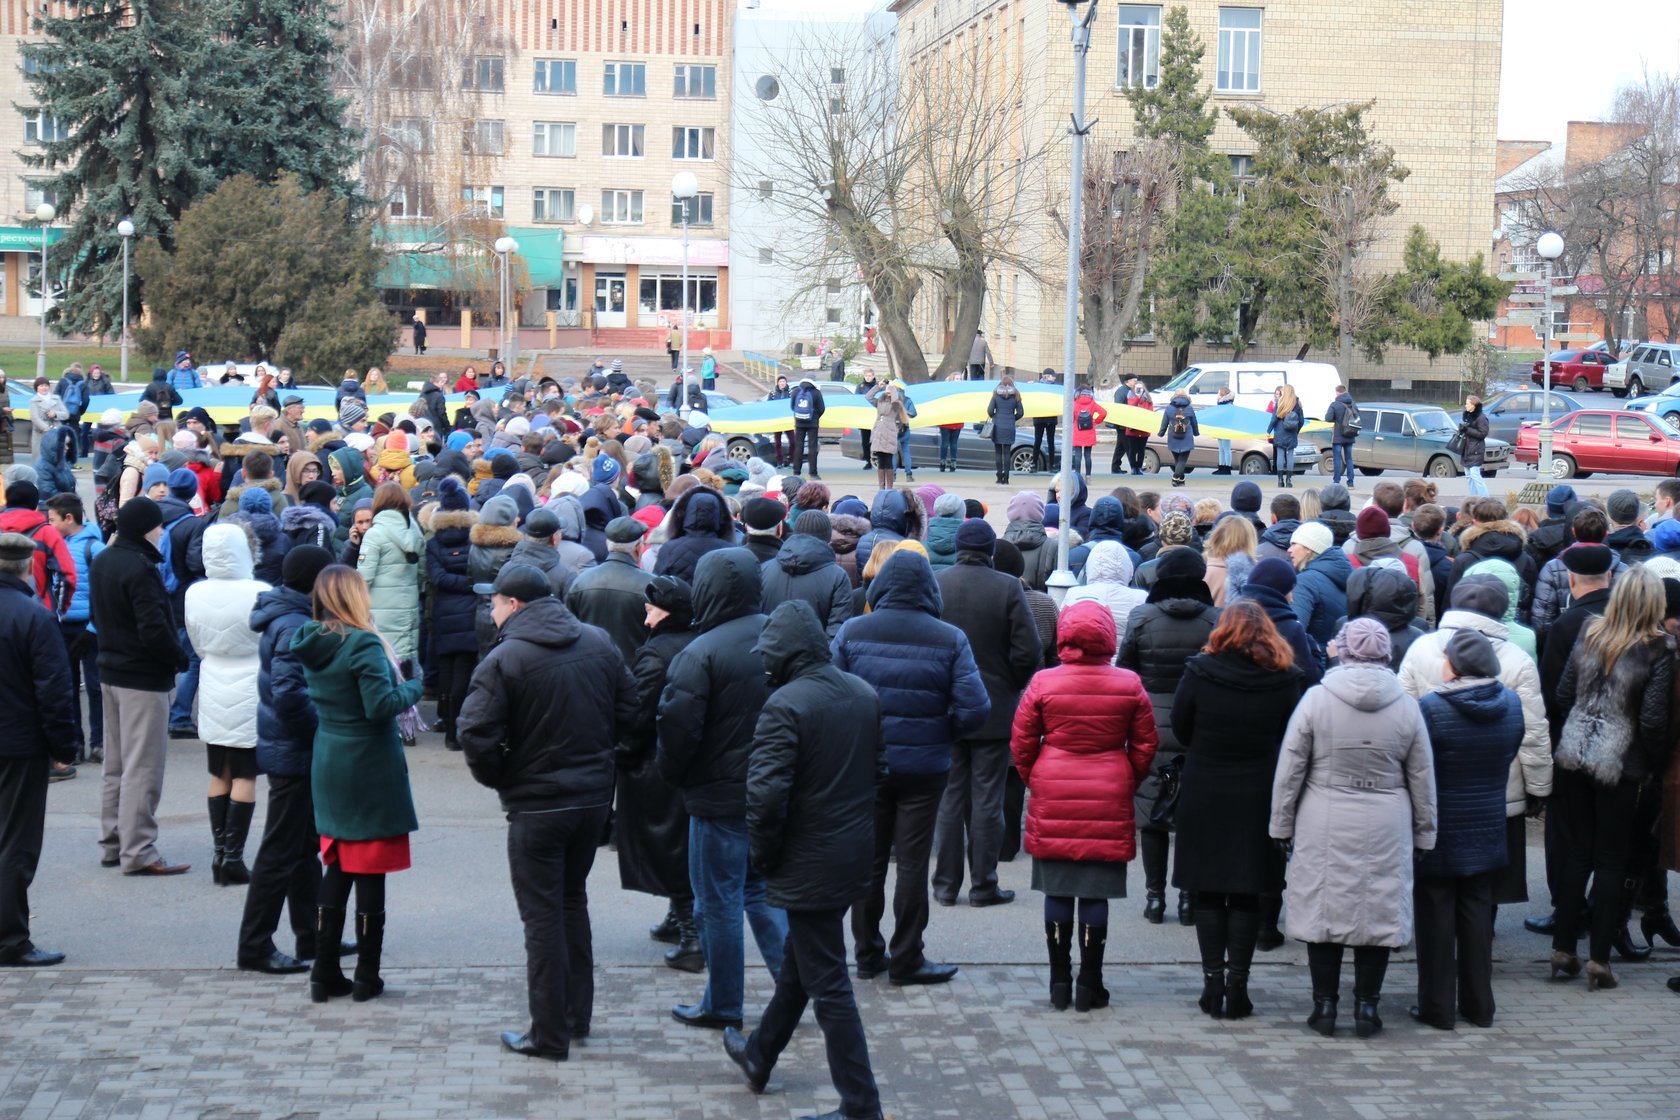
[494,235,519,370]
[34,202,55,381]
[117,218,135,384]
[672,170,700,399]
[1536,230,1564,478]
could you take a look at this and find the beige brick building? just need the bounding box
[888,0,1503,393]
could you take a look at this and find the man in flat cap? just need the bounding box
[565,517,652,664]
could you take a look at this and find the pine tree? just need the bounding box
[23,0,359,340]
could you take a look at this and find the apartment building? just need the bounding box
[0,32,63,323]
[887,0,1504,391]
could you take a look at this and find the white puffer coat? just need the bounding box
[184,524,270,748]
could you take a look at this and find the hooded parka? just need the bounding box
[184,524,269,748]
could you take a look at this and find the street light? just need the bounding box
[34,202,55,381]
[1536,229,1564,480]
[493,234,518,369]
[1048,0,1099,606]
[672,170,700,393]
[117,218,135,384]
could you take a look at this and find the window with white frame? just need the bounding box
[534,59,577,94]
[533,121,576,157]
[671,192,713,225]
[461,185,505,218]
[23,180,58,211]
[462,56,505,91]
[601,189,643,224]
[639,273,717,319]
[1117,6,1161,89]
[23,110,67,145]
[672,126,714,160]
[533,187,575,223]
[674,64,716,98]
[391,117,430,153]
[464,119,505,155]
[1229,153,1255,203]
[1216,8,1262,92]
[604,61,646,96]
[602,123,644,157]
[388,182,434,219]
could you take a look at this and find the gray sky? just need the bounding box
[1499,1,1680,148]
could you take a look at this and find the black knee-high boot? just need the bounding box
[1140,828,1167,923]
[1193,896,1228,1018]
[1046,920,1073,1011]
[353,910,386,1002]
[1257,892,1285,951]
[1306,942,1342,1036]
[1074,923,1109,1012]
[1225,902,1261,1019]
[1352,946,1389,1038]
[221,799,255,885]
[309,906,353,1002]
[207,794,230,885]
[664,896,703,973]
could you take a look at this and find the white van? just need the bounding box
[1149,361,1342,420]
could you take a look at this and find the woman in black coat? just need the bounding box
[423,478,478,750]
[616,575,702,971]
[986,377,1025,485]
[1170,600,1303,1019]
[1457,396,1491,499]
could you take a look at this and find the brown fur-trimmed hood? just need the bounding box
[424,508,479,533]
[469,522,523,548]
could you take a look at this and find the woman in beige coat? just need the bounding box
[1270,617,1437,1039]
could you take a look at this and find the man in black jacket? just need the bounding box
[458,564,638,1061]
[89,498,190,876]
[565,517,653,663]
[0,534,77,966]
[789,376,826,479]
[760,510,853,640]
[722,601,885,1120]
[656,548,787,1030]
[932,520,1041,907]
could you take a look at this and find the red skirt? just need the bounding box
[321,835,411,874]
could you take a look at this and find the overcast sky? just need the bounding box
[1499,1,1680,147]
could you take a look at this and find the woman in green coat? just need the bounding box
[291,565,424,1005]
[357,483,424,671]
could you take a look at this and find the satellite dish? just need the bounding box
[577,204,595,227]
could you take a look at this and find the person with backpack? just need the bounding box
[0,480,76,619]
[1157,392,1200,488]
[1267,384,1306,489]
[1070,386,1107,478]
[167,352,201,396]
[46,494,105,767]
[1324,385,1361,490]
[55,365,89,456]
[788,376,826,479]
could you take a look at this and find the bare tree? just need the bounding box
[1305,165,1397,372]
[1611,72,1680,341]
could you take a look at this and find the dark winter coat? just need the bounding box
[987,389,1024,445]
[1157,394,1200,454]
[507,536,578,601]
[760,532,854,639]
[1445,520,1538,619]
[1011,601,1157,862]
[654,487,736,583]
[1118,594,1219,824]
[1325,392,1359,447]
[290,624,423,841]
[1344,563,1427,668]
[854,488,926,575]
[1257,518,1299,562]
[1239,581,1325,686]
[1525,515,1573,573]
[830,514,869,587]
[89,533,188,691]
[1318,507,1357,549]
[748,600,884,910]
[1293,545,1352,645]
[566,551,654,665]
[616,615,698,898]
[0,572,75,762]
[281,503,338,553]
[1556,634,1674,786]
[1417,680,1524,879]
[742,533,782,566]
[578,483,626,562]
[830,551,990,776]
[936,552,1042,741]
[250,586,318,777]
[425,509,479,657]
[1605,524,1655,565]
[469,521,523,653]
[419,382,452,435]
[924,515,962,572]
[330,447,371,548]
[1071,497,1138,577]
[1169,650,1302,893]
[1267,402,1305,451]
[1457,406,1489,467]
[232,509,291,586]
[1003,517,1057,592]
[656,549,771,817]
[458,596,637,811]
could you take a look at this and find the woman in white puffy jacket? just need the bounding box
[185,522,271,886]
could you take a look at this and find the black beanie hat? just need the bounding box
[115,495,164,539]
[282,545,334,594]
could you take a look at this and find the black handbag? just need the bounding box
[1446,430,1466,455]
[1147,754,1185,829]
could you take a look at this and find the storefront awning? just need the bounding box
[0,225,63,252]
[374,226,565,291]
[507,227,566,287]
[580,235,727,267]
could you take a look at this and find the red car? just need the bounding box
[1514,409,1680,478]
[1529,349,1617,392]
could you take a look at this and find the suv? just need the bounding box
[1604,342,1680,397]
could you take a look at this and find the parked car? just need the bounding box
[1624,381,1680,426]
[1478,389,1590,444]
[1529,349,1618,393]
[1149,360,1342,419]
[1138,431,1309,476]
[837,425,1054,475]
[1602,342,1680,397]
[715,383,864,462]
[1514,409,1680,479]
[1302,402,1509,478]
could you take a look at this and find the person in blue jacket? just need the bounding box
[1287,521,1353,646]
[167,352,201,395]
[47,493,104,765]
[1157,392,1200,487]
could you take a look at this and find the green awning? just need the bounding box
[376,247,467,291]
[373,226,565,291]
[0,226,63,252]
[506,227,565,287]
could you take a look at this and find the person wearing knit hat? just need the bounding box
[166,467,199,502]
[173,429,198,452]
[338,398,368,430]
[93,495,192,875]
[792,509,832,540]
[1290,520,1334,558]
[590,455,621,487]
[1332,615,1393,665]
[447,430,474,453]
[550,470,589,500]
[954,518,997,556]
[239,486,273,515]
[1006,491,1045,524]
[1159,510,1195,549]
[832,496,869,519]
[141,461,171,500]
[1355,506,1390,541]
[1286,518,1351,646]
[298,480,338,513]
[343,431,375,453]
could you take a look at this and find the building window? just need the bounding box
[674,64,716,98]
[533,121,576,157]
[533,187,575,223]
[23,110,67,145]
[463,119,505,155]
[1217,8,1262,92]
[601,189,644,224]
[388,182,434,219]
[672,192,713,225]
[391,117,430,153]
[21,55,57,75]
[461,185,505,218]
[463,56,505,92]
[758,179,773,199]
[604,61,646,97]
[759,247,774,263]
[391,58,435,90]
[830,66,845,84]
[534,59,577,94]
[1229,153,1255,202]
[602,123,645,157]
[826,306,842,325]
[24,180,59,211]
[672,126,715,160]
[639,273,718,318]
[828,96,844,115]
[1117,6,1161,89]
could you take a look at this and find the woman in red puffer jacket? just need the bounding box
[1012,599,1158,1013]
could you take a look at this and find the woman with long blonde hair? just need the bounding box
[1267,383,1305,488]
[1203,516,1258,606]
[289,565,424,1005]
[1551,565,1673,990]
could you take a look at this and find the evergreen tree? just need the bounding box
[1366,226,1511,362]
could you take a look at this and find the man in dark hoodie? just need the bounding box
[656,549,787,1031]
[1069,495,1133,577]
[1324,385,1359,489]
[1604,489,1654,565]
[282,481,340,552]
[579,457,627,561]
[853,488,924,575]
[1525,485,1577,571]
[1342,562,1426,669]
[1315,483,1357,550]
[419,371,453,435]
[458,563,638,1061]
[655,487,736,583]
[759,510,853,639]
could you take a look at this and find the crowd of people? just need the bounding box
[4,358,1680,1120]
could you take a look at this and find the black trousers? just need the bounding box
[1031,420,1057,463]
[1552,769,1639,963]
[237,773,320,961]
[1000,767,1025,862]
[508,804,609,1051]
[967,364,987,381]
[0,755,48,959]
[932,739,1009,901]
[1414,870,1496,1026]
[1171,450,1191,480]
[791,425,820,476]
[435,652,476,740]
[749,908,880,1118]
[1627,778,1666,914]
[1139,825,1172,895]
[852,771,946,978]
[1306,941,1390,999]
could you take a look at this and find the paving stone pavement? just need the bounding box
[3,951,1676,1120]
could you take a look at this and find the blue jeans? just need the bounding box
[688,815,787,1019]
[168,627,201,730]
[1332,443,1355,487]
[1217,439,1232,468]
[895,437,914,472]
[1276,445,1296,474]
[1465,463,1487,497]
[937,428,960,464]
[60,621,103,753]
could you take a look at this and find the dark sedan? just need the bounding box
[1478,389,1589,445]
